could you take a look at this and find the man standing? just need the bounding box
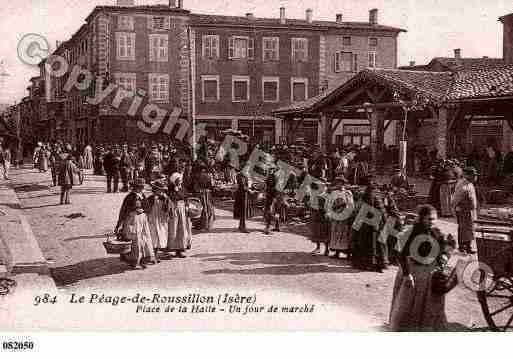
[234,167,251,233]
[451,167,479,254]
[263,165,280,235]
[120,144,134,192]
[103,147,121,193]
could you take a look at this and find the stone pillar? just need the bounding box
[231,118,238,130]
[436,107,448,159]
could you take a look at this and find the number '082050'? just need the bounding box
[2,341,34,350]
[34,294,57,306]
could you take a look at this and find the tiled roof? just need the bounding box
[447,64,513,100]
[429,57,505,71]
[274,65,513,114]
[190,13,406,32]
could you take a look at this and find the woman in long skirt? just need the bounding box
[166,172,192,258]
[389,204,457,331]
[83,144,93,170]
[38,146,49,172]
[194,166,216,231]
[147,181,170,260]
[309,186,330,256]
[351,183,387,272]
[115,178,156,269]
[328,181,355,259]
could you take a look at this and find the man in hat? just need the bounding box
[263,164,281,235]
[451,167,479,254]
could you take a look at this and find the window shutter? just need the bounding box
[229,37,234,59]
[353,54,358,72]
[147,17,153,30]
[291,39,295,61]
[213,36,219,58]
[202,35,208,58]
[304,39,308,61]
[149,36,155,61]
[164,16,171,30]
[248,38,254,59]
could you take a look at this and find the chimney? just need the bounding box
[454,48,461,59]
[246,12,254,20]
[336,14,343,23]
[177,0,183,8]
[116,0,135,6]
[409,61,416,66]
[279,7,286,24]
[56,40,61,48]
[306,8,313,24]
[369,8,378,25]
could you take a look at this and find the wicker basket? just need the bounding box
[476,236,513,277]
[186,197,203,219]
[103,240,131,255]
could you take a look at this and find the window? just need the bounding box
[262,37,279,61]
[201,75,220,102]
[149,34,168,62]
[229,36,254,59]
[292,38,308,62]
[202,35,219,59]
[114,73,136,96]
[232,76,250,102]
[368,51,377,68]
[149,74,170,102]
[149,16,170,31]
[291,77,308,102]
[117,15,134,31]
[116,32,135,60]
[334,52,358,72]
[342,36,351,46]
[369,37,378,47]
[262,76,279,102]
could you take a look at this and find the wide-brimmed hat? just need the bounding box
[169,172,183,185]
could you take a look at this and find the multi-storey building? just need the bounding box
[38,0,404,146]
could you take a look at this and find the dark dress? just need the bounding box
[234,172,251,229]
[195,172,216,230]
[351,191,387,270]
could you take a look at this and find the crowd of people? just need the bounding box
[16,136,485,330]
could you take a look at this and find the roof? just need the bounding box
[447,64,513,101]
[274,65,513,114]
[190,13,405,33]
[400,57,505,72]
[86,5,190,23]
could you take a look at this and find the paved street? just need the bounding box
[2,166,490,330]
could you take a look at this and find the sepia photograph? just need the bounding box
[1,0,513,350]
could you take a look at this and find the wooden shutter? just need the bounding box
[353,54,358,72]
[228,37,235,59]
[248,38,254,59]
[213,36,219,58]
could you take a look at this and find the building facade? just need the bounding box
[35,1,404,147]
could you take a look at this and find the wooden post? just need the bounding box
[369,109,385,173]
[437,106,448,159]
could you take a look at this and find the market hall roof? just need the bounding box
[273,65,513,115]
[400,57,505,72]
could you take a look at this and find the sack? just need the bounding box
[431,268,458,295]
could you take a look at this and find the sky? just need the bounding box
[0,0,512,104]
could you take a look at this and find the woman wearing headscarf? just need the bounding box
[389,204,458,331]
[147,181,170,260]
[309,178,330,255]
[114,178,156,269]
[351,182,387,272]
[38,145,50,172]
[166,172,192,258]
[83,144,94,170]
[327,177,355,259]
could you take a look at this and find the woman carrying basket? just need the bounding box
[114,178,156,269]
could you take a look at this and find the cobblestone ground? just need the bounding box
[9,166,490,331]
